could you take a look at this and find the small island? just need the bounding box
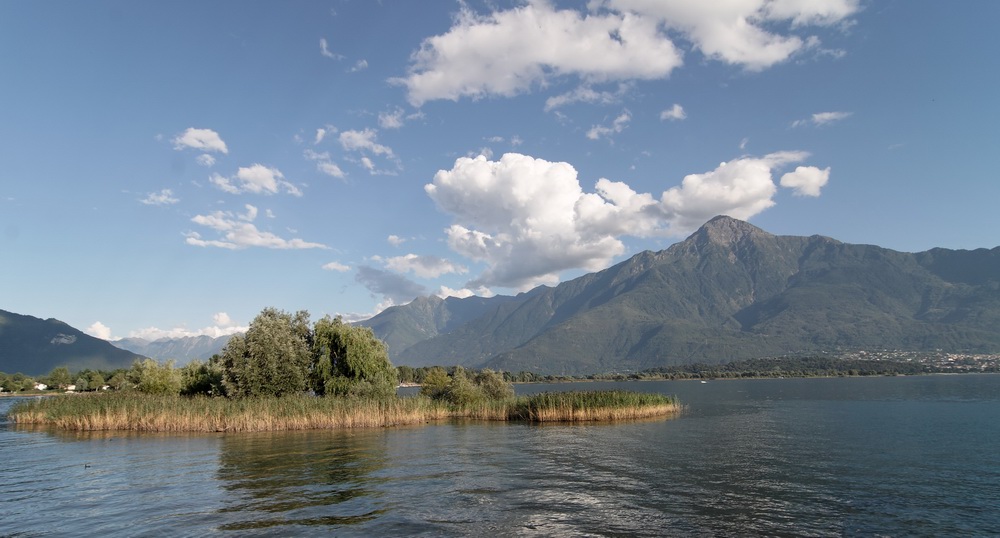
[9,308,678,432]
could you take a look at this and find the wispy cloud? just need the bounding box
[792,111,853,127]
[140,189,179,206]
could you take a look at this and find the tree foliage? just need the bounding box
[128,358,182,395]
[312,316,396,399]
[220,308,313,398]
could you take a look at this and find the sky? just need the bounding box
[2,0,998,342]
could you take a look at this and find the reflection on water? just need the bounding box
[3,375,1000,536]
[216,430,388,531]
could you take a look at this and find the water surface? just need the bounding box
[2,375,998,536]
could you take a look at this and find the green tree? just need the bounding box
[128,358,182,395]
[88,371,106,391]
[180,359,225,396]
[74,377,89,392]
[474,369,515,400]
[47,366,72,389]
[220,308,312,398]
[312,316,396,399]
[419,367,451,400]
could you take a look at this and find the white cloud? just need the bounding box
[210,164,302,196]
[792,110,852,127]
[396,2,683,106]
[140,189,179,206]
[426,151,823,290]
[378,108,406,129]
[85,321,112,340]
[349,59,368,72]
[780,165,830,196]
[397,1,857,105]
[213,312,234,327]
[608,0,859,71]
[304,149,346,178]
[314,124,337,144]
[128,317,248,340]
[660,103,687,121]
[186,205,327,250]
[587,110,631,140]
[544,83,631,111]
[196,154,216,167]
[382,253,468,279]
[387,235,406,247]
[322,261,351,272]
[339,129,394,157]
[172,128,228,154]
[319,38,341,59]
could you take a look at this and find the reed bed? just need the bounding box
[9,390,678,432]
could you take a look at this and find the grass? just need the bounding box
[8,390,679,432]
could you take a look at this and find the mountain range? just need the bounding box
[359,216,1000,375]
[0,310,144,375]
[111,335,232,365]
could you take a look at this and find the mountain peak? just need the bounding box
[691,215,770,247]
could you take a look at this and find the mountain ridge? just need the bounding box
[365,216,1000,374]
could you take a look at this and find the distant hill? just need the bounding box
[364,216,1000,375]
[112,335,233,365]
[0,310,145,375]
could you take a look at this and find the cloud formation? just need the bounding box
[140,189,179,206]
[780,166,830,196]
[172,127,228,154]
[398,0,858,105]
[86,321,112,340]
[792,110,853,127]
[210,164,303,196]
[379,253,468,279]
[304,149,346,178]
[322,261,351,272]
[660,103,687,121]
[186,204,327,250]
[355,265,428,304]
[427,152,826,289]
[397,2,682,106]
[587,110,631,140]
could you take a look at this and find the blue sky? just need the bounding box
[2,0,998,341]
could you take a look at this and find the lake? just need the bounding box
[2,375,999,536]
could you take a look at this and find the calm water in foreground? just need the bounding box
[2,375,999,536]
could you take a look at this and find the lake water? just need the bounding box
[2,375,999,536]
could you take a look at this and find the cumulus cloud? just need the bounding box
[397,0,857,105]
[210,164,302,196]
[196,154,216,167]
[355,265,427,304]
[587,110,631,140]
[437,285,494,300]
[304,149,346,178]
[396,2,683,106]
[380,253,468,279]
[780,165,830,196]
[426,152,824,290]
[322,261,351,272]
[387,235,406,247]
[86,321,113,340]
[186,204,327,250]
[140,189,179,206]
[660,103,687,121]
[608,0,858,70]
[128,315,248,341]
[172,128,228,154]
[792,110,853,127]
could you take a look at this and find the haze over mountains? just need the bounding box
[112,336,232,365]
[360,216,1000,375]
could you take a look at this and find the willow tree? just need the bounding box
[220,308,312,398]
[312,315,395,399]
